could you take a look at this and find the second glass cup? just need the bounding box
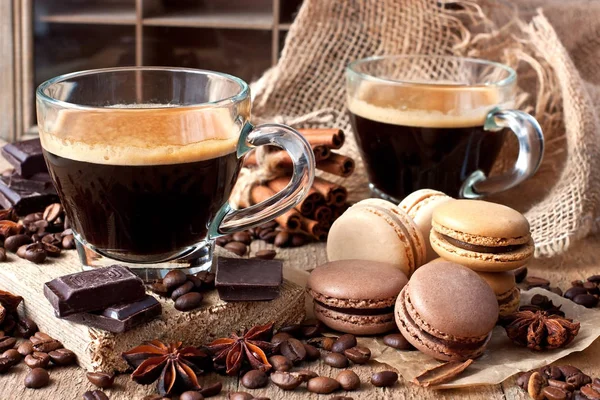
[36,67,315,280]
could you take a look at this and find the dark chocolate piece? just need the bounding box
[216,257,282,302]
[0,172,56,194]
[43,265,146,317]
[1,139,47,178]
[0,176,58,216]
[65,295,161,333]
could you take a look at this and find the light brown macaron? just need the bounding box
[476,271,521,317]
[395,259,498,361]
[327,199,426,277]
[307,260,408,335]
[430,200,534,272]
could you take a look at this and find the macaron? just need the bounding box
[395,260,498,361]
[476,271,521,317]
[430,199,534,272]
[399,189,455,263]
[327,199,426,277]
[307,260,408,335]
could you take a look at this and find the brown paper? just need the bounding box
[283,266,600,389]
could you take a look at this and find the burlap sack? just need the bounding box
[248,0,600,258]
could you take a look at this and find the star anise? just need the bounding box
[122,340,209,395]
[0,289,23,326]
[500,310,580,350]
[205,322,276,375]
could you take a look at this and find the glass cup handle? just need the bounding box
[209,123,315,237]
[460,108,544,199]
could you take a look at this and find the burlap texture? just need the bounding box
[248,0,600,258]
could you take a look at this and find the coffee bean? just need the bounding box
[274,232,290,247]
[149,282,169,296]
[291,234,305,247]
[303,343,320,361]
[163,270,187,290]
[258,228,274,241]
[215,235,232,247]
[277,324,302,337]
[549,287,563,296]
[548,379,575,391]
[371,371,398,387]
[16,244,28,258]
[524,276,550,289]
[22,243,46,264]
[194,271,216,290]
[331,397,354,400]
[0,248,6,262]
[31,332,54,343]
[308,336,336,351]
[572,280,585,287]
[0,357,12,373]
[83,390,109,400]
[514,267,528,283]
[180,391,204,400]
[0,336,16,352]
[32,338,62,353]
[323,352,349,368]
[174,292,203,311]
[307,376,341,394]
[255,249,277,260]
[280,338,306,363]
[268,355,292,372]
[588,275,600,283]
[141,395,170,400]
[271,332,293,347]
[42,242,61,257]
[270,371,303,390]
[43,203,63,223]
[25,351,50,369]
[293,369,318,382]
[199,381,222,397]
[336,370,360,391]
[585,283,600,295]
[581,384,600,399]
[241,369,268,389]
[565,286,588,300]
[567,372,591,389]
[62,234,75,249]
[233,232,252,245]
[261,231,278,243]
[344,346,371,364]
[49,348,76,366]
[332,334,357,353]
[300,320,322,338]
[16,316,38,338]
[540,366,563,381]
[22,213,42,224]
[516,372,533,390]
[171,281,194,300]
[4,234,32,252]
[24,367,49,388]
[573,293,598,308]
[528,372,547,400]
[542,386,568,400]
[383,333,414,350]
[86,371,115,388]
[2,349,21,365]
[41,233,61,247]
[224,241,247,256]
[531,294,551,308]
[17,341,33,356]
[228,392,254,400]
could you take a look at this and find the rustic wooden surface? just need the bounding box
[0,232,599,399]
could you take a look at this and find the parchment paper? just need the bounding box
[283,266,600,389]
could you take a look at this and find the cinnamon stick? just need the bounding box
[298,128,345,149]
[312,177,348,207]
[300,216,328,241]
[250,185,302,230]
[317,152,355,177]
[267,177,325,217]
[313,205,333,224]
[243,144,331,168]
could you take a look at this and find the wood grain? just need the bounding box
[0,0,16,141]
[0,232,599,399]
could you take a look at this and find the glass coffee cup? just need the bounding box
[346,55,544,202]
[36,67,315,280]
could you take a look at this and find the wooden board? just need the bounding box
[0,233,599,399]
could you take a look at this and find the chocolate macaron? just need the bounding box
[476,271,520,317]
[327,199,426,277]
[399,189,455,263]
[395,260,498,361]
[430,200,534,272]
[307,260,408,335]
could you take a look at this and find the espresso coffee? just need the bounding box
[41,106,242,262]
[348,88,509,201]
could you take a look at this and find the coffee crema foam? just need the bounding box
[348,84,514,128]
[40,106,241,165]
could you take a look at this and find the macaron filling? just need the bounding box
[314,300,394,316]
[442,234,522,254]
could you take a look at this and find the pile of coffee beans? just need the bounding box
[142,382,223,400]
[0,203,75,264]
[148,270,215,312]
[226,320,399,399]
[517,365,599,399]
[215,221,310,257]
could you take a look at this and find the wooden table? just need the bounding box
[1,233,600,400]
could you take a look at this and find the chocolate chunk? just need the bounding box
[0,172,56,194]
[0,180,59,216]
[1,139,46,178]
[43,265,146,317]
[65,295,161,333]
[216,257,282,301]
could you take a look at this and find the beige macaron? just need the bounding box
[476,271,521,317]
[399,189,455,263]
[327,199,426,277]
